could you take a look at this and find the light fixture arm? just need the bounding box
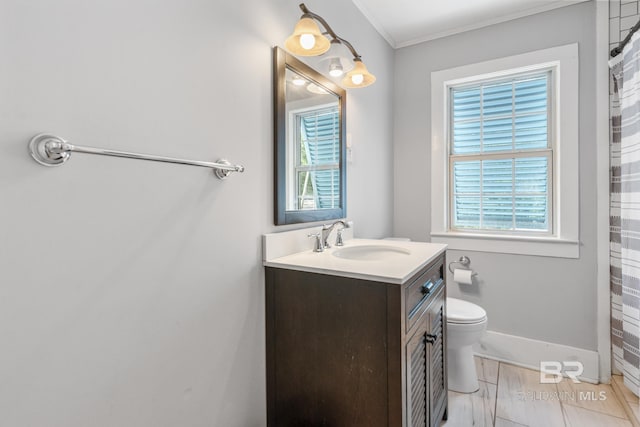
[298,3,362,61]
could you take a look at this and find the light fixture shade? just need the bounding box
[342,59,376,88]
[306,83,328,94]
[285,17,331,56]
[291,74,306,86]
[328,57,344,77]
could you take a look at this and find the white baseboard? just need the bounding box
[473,330,601,384]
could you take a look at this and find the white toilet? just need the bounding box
[446,297,488,393]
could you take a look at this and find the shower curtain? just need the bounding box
[610,32,640,397]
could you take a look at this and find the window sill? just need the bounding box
[430,231,579,258]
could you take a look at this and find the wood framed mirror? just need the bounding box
[273,47,346,225]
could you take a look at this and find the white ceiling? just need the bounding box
[352,0,589,48]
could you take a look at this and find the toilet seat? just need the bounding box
[447,297,487,324]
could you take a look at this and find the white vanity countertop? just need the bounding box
[263,238,447,284]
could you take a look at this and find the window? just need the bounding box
[430,44,579,258]
[290,105,340,210]
[450,72,552,234]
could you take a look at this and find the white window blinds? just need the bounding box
[450,72,552,233]
[296,107,340,209]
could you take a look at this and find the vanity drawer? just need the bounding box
[405,259,444,332]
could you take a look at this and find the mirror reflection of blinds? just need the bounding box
[300,107,340,209]
[450,73,551,232]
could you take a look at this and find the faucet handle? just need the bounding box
[335,229,345,246]
[307,232,323,252]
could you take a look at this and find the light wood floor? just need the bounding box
[442,357,635,427]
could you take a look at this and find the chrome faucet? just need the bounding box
[321,220,350,249]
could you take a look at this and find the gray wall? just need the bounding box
[393,1,598,351]
[0,0,393,425]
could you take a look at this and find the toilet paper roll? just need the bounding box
[453,268,474,285]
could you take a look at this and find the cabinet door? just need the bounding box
[406,321,429,427]
[427,290,447,426]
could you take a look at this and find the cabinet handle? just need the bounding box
[425,333,438,344]
[421,281,434,295]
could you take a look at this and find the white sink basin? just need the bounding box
[332,245,411,261]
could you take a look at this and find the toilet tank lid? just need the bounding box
[446,297,487,323]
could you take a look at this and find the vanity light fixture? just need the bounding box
[342,59,375,88]
[285,17,330,56]
[285,3,376,88]
[291,74,307,86]
[306,82,328,95]
[328,58,344,77]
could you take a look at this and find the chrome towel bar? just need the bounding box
[28,133,245,179]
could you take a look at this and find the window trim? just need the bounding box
[430,44,579,258]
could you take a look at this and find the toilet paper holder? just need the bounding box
[448,256,478,277]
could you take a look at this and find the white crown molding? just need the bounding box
[352,0,588,50]
[351,0,398,48]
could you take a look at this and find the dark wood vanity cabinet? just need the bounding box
[265,254,447,427]
[406,285,447,427]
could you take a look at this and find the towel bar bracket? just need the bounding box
[28,133,245,180]
[29,134,70,167]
